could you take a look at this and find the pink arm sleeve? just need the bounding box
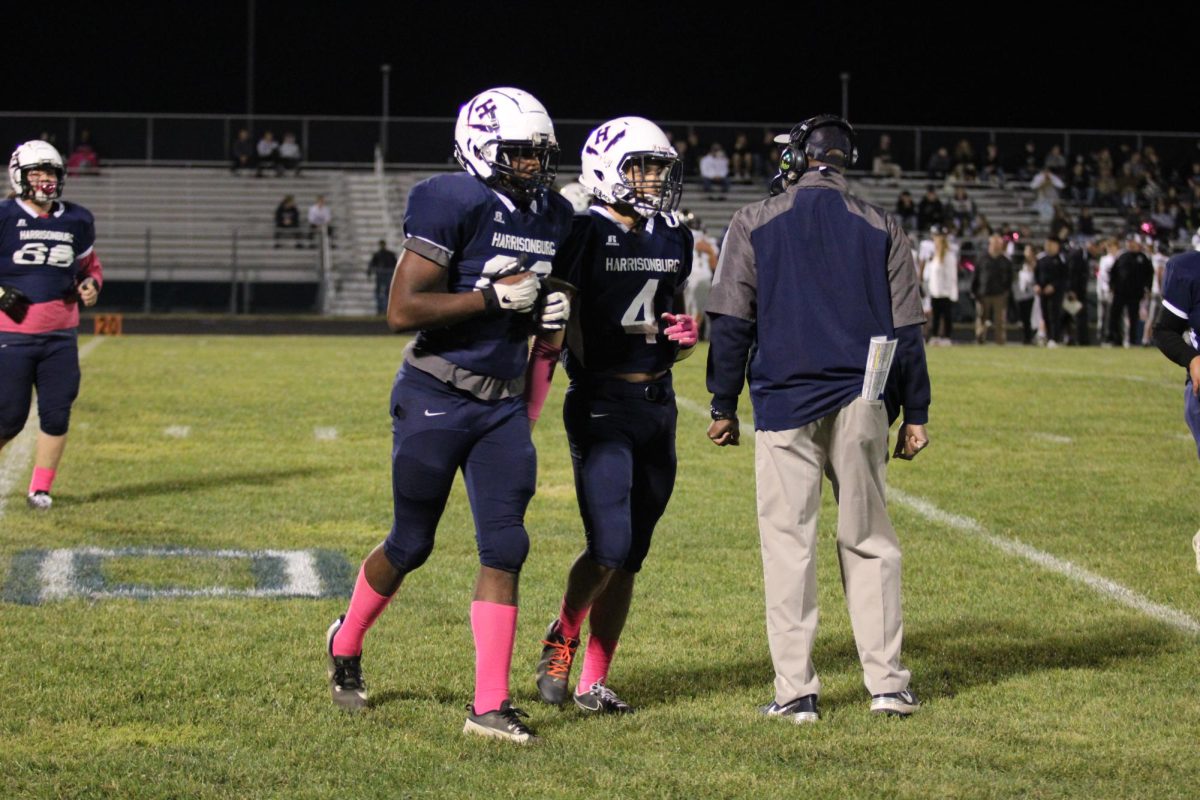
[79,251,104,287]
[523,338,562,422]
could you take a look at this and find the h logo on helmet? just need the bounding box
[475,99,498,119]
[594,126,611,144]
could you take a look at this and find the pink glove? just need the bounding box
[661,312,698,347]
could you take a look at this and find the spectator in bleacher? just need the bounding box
[1068,156,1094,206]
[980,143,1005,186]
[66,130,99,177]
[952,139,977,182]
[1014,245,1038,344]
[1095,163,1119,208]
[307,194,334,247]
[256,131,280,177]
[760,129,782,181]
[278,132,302,176]
[367,240,398,314]
[921,226,958,345]
[926,146,951,180]
[895,190,917,231]
[1043,144,1067,177]
[671,134,692,181]
[949,187,976,232]
[1076,206,1096,238]
[1030,166,1064,222]
[917,185,945,232]
[232,128,255,174]
[1178,198,1197,238]
[1117,162,1141,210]
[1151,198,1177,244]
[972,233,1013,345]
[1049,204,1073,241]
[872,133,903,181]
[1016,141,1039,183]
[730,132,753,184]
[274,194,302,248]
[1035,236,1067,347]
[1143,146,1163,184]
[700,143,731,199]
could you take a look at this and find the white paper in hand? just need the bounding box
[861,336,897,400]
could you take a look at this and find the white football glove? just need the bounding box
[482,273,539,313]
[540,291,570,330]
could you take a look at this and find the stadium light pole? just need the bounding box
[840,72,850,120]
[380,63,392,161]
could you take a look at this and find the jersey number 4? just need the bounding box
[13,242,75,268]
[621,278,660,343]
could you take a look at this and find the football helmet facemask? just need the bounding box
[580,117,682,219]
[9,140,65,204]
[454,87,559,203]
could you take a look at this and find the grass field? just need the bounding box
[2,335,1198,799]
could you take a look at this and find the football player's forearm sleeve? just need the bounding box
[79,252,103,287]
[894,323,930,425]
[707,313,754,414]
[1154,309,1198,368]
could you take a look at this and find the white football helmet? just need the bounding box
[579,117,682,218]
[9,140,65,204]
[453,87,559,202]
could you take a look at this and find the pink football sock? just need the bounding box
[331,564,393,657]
[29,467,56,494]
[557,598,589,641]
[577,635,618,691]
[471,600,518,714]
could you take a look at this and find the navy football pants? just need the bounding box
[563,373,678,573]
[0,331,80,439]
[382,364,536,574]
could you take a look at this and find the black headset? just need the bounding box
[776,114,859,186]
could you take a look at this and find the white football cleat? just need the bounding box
[26,491,52,511]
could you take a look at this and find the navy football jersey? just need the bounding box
[402,173,573,380]
[0,198,96,303]
[552,207,693,376]
[1162,251,1200,347]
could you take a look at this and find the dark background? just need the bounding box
[15,2,1198,131]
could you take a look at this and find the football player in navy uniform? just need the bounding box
[0,141,102,510]
[1152,249,1200,573]
[526,117,697,714]
[324,88,573,744]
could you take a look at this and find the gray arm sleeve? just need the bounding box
[886,216,925,328]
[705,211,757,322]
[402,236,453,269]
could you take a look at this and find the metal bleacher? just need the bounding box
[65,164,1130,317]
[63,167,350,288]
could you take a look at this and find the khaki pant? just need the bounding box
[975,294,1008,344]
[755,398,910,703]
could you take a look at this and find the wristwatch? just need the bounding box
[710,407,737,421]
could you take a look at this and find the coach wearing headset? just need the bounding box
[704,115,931,723]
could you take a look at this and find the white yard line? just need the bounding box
[889,489,1200,636]
[164,425,191,439]
[0,338,104,517]
[676,391,1200,636]
[1031,432,1073,444]
[313,427,339,441]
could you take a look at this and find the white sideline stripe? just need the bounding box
[890,489,1200,636]
[675,395,710,420]
[314,427,338,441]
[164,425,191,439]
[39,549,78,602]
[0,338,103,517]
[280,550,322,596]
[1031,432,1073,444]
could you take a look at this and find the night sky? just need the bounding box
[18,2,1198,132]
